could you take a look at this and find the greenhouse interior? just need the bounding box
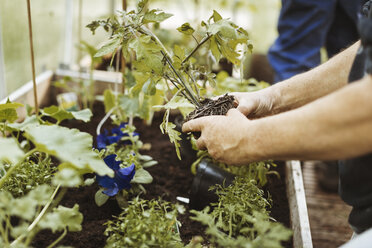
[1,0,372,247]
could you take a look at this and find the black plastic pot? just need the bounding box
[174,115,197,159]
[190,159,235,210]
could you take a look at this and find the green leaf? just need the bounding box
[137,0,148,12]
[95,188,110,207]
[210,36,221,62]
[0,101,24,111]
[0,138,25,164]
[142,160,158,168]
[11,222,29,239]
[39,204,83,233]
[103,89,116,113]
[160,121,182,160]
[0,191,13,211]
[212,10,223,22]
[142,78,157,95]
[129,36,163,74]
[24,125,113,177]
[53,168,83,187]
[27,185,54,205]
[42,106,92,123]
[176,23,195,35]
[119,95,140,116]
[94,37,121,58]
[209,20,237,39]
[42,106,73,123]
[143,9,173,24]
[173,45,186,62]
[71,109,92,122]
[7,115,39,132]
[125,70,136,88]
[132,168,153,184]
[154,96,194,110]
[0,108,18,123]
[11,197,37,220]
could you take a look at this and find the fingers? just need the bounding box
[196,137,207,150]
[236,100,254,116]
[226,108,245,118]
[182,118,204,133]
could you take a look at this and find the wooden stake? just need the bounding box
[121,0,127,94]
[26,0,38,114]
[122,0,127,11]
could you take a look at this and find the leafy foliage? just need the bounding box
[87,1,251,153]
[41,105,92,124]
[0,101,23,124]
[24,124,113,177]
[0,185,83,247]
[0,153,56,197]
[96,124,157,206]
[0,138,25,165]
[104,197,184,248]
[0,102,114,247]
[190,176,292,247]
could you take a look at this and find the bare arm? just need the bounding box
[234,41,361,117]
[183,75,372,164]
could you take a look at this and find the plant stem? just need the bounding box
[26,0,39,115]
[0,148,36,189]
[97,107,117,135]
[164,75,194,104]
[0,214,8,244]
[12,184,62,247]
[27,185,61,232]
[161,52,200,107]
[139,26,172,61]
[182,34,211,65]
[47,228,67,248]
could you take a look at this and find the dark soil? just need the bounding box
[185,94,236,122]
[32,101,292,248]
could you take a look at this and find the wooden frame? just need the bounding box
[286,160,313,248]
[2,69,313,248]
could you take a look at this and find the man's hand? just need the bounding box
[228,88,278,118]
[182,108,257,165]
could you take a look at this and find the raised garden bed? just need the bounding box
[2,72,313,248]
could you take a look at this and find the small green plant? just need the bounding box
[0,152,56,197]
[0,185,83,248]
[0,101,113,247]
[190,176,292,247]
[104,197,185,248]
[87,0,251,157]
[94,123,158,207]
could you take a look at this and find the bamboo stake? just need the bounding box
[122,0,127,10]
[121,0,127,94]
[26,0,38,114]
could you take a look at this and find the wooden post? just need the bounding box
[26,0,38,114]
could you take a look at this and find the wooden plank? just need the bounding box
[286,160,313,248]
[0,70,53,120]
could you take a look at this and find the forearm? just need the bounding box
[250,75,372,161]
[269,41,360,114]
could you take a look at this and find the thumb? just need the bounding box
[236,100,255,116]
[226,108,246,119]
